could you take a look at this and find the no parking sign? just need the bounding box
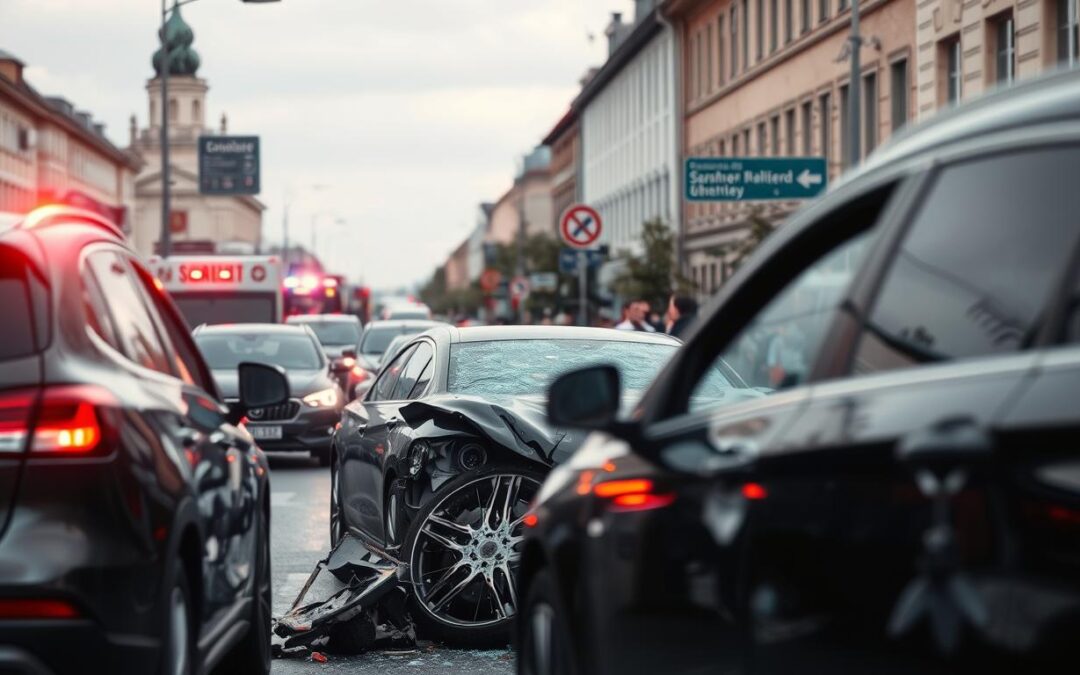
[560,204,602,250]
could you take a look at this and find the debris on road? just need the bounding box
[272,534,416,659]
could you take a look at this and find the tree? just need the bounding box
[613,219,693,310]
[705,207,777,274]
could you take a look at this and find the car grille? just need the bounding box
[247,400,301,421]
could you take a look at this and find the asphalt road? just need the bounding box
[267,452,515,674]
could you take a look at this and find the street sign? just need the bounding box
[685,157,827,202]
[510,276,530,299]
[560,204,603,249]
[529,272,558,292]
[480,268,502,294]
[198,135,261,195]
[558,248,605,274]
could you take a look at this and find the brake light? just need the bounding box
[0,599,80,619]
[32,386,116,455]
[611,493,675,511]
[351,366,368,380]
[0,389,35,453]
[741,482,768,500]
[341,356,357,369]
[592,478,674,512]
[594,479,653,498]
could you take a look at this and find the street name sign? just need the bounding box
[558,248,605,274]
[560,204,602,249]
[685,157,826,202]
[198,135,261,195]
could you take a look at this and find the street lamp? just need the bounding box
[158,0,280,258]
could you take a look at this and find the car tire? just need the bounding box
[217,510,272,674]
[402,464,545,646]
[518,569,577,675]
[314,446,331,467]
[162,564,195,675]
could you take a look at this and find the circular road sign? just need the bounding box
[510,276,531,298]
[480,268,502,294]
[560,204,603,250]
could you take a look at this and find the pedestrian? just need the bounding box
[666,294,699,338]
[615,299,656,332]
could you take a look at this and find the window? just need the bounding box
[853,146,1080,374]
[168,98,178,122]
[132,263,215,391]
[758,122,768,155]
[785,0,793,43]
[371,345,416,401]
[688,186,893,412]
[0,248,40,361]
[819,91,831,163]
[820,0,829,23]
[943,36,962,104]
[743,128,752,155]
[392,341,434,400]
[732,132,741,156]
[863,71,877,155]
[770,0,779,52]
[839,0,848,10]
[785,108,796,155]
[86,251,170,373]
[771,115,781,155]
[757,0,765,59]
[192,99,201,124]
[992,13,1015,85]
[1060,0,1079,66]
[706,24,714,93]
[693,32,702,99]
[742,0,750,70]
[891,58,909,132]
[801,100,813,155]
[802,0,811,33]
[839,84,850,168]
[718,15,726,86]
[82,264,119,352]
[731,6,739,77]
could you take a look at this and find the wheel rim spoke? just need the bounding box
[481,571,506,620]
[497,563,518,613]
[420,522,466,551]
[501,475,521,527]
[484,476,501,529]
[430,566,479,612]
[428,512,472,536]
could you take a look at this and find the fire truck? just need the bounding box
[148,255,283,327]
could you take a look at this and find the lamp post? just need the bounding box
[158,0,280,258]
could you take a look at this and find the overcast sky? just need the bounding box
[2,0,619,289]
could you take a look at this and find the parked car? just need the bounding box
[331,326,684,644]
[518,69,1080,675]
[0,206,288,674]
[193,324,345,466]
[286,313,366,397]
[381,303,432,321]
[355,319,444,375]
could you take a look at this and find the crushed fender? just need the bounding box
[272,534,416,659]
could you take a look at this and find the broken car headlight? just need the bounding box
[408,440,430,477]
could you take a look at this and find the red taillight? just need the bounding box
[741,482,768,500]
[593,478,674,512]
[341,356,357,369]
[0,599,80,619]
[351,366,368,380]
[32,386,115,455]
[523,513,539,528]
[610,492,675,512]
[0,389,35,453]
[594,479,653,498]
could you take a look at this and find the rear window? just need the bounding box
[300,321,361,346]
[195,332,324,370]
[0,247,45,361]
[362,326,415,354]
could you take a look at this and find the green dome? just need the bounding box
[152,6,200,76]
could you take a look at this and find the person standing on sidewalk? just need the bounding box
[666,295,698,338]
[615,299,656,332]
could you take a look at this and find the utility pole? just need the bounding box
[848,0,862,168]
[159,0,173,258]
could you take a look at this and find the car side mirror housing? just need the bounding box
[238,362,290,411]
[548,365,623,431]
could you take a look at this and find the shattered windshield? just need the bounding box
[447,339,677,398]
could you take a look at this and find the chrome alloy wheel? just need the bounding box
[411,473,540,628]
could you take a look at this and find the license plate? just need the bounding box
[248,425,282,440]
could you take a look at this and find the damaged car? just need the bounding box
[329,325,681,643]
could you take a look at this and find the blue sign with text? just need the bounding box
[685,157,827,202]
[558,248,605,274]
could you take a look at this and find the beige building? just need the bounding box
[128,7,263,257]
[916,0,1080,117]
[0,50,138,230]
[484,145,555,245]
[665,0,917,299]
[542,109,579,228]
[444,238,472,291]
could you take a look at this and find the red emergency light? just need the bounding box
[178,263,243,284]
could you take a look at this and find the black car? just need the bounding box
[354,320,444,375]
[0,206,290,674]
[518,70,1080,675]
[331,326,683,644]
[285,314,365,395]
[194,324,345,466]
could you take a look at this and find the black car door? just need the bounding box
[625,176,906,675]
[342,344,418,541]
[754,142,1080,672]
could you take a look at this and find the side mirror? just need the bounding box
[238,362,290,410]
[547,365,622,431]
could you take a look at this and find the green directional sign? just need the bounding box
[685,157,827,202]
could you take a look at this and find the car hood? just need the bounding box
[213,368,334,399]
[399,393,585,466]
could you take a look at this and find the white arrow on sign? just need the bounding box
[797,169,823,190]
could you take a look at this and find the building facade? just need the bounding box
[128,7,264,257]
[916,0,1080,117]
[542,108,580,226]
[577,4,680,296]
[665,0,916,300]
[0,51,138,230]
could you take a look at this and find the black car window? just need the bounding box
[684,182,895,415]
[0,246,41,360]
[86,250,171,374]
[81,263,120,352]
[301,321,361,346]
[195,333,323,370]
[410,359,435,399]
[393,342,434,400]
[371,345,416,402]
[852,146,1080,374]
